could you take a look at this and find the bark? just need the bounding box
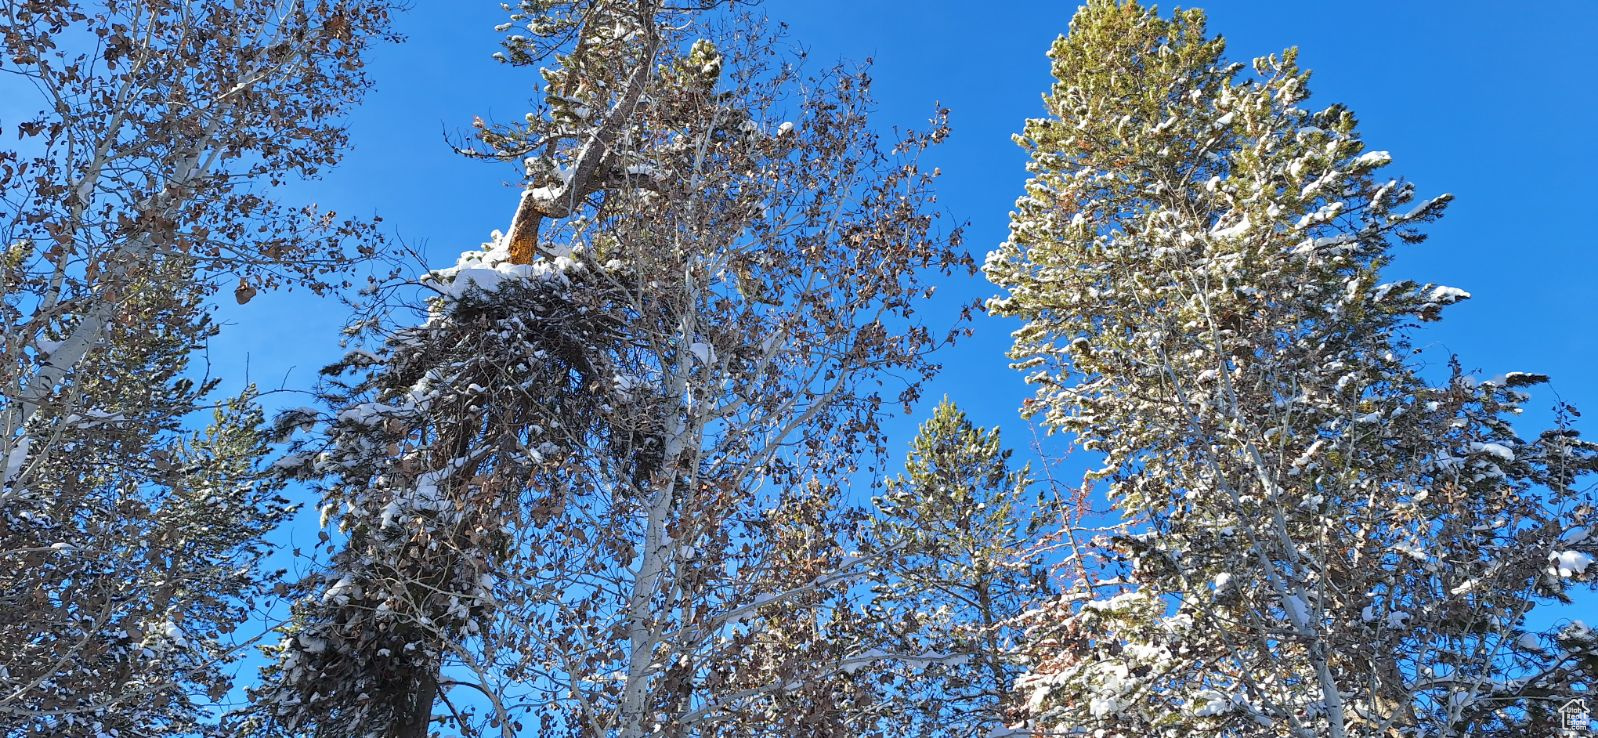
[506,2,660,265]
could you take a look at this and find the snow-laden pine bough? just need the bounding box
[990,3,1598,737]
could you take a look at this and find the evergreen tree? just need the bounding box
[0,264,296,736]
[866,398,1052,736]
[987,2,1598,736]
[0,2,397,732]
[247,2,969,736]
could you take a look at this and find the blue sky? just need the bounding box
[214,1,1597,626]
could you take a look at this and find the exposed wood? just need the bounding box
[506,20,658,265]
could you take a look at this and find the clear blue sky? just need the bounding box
[215,1,1598,621]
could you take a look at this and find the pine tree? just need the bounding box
[247,2,970,736]
[0,2,397,732]
[865,398,1052,736]
[0,275,295,735]
[986,2,1598,736]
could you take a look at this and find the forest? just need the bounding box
[1,1,1594,736]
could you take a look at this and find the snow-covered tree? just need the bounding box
[0,1,397,734]
[986,2,1598,736]
[247,2,969,736]
[0,260,295,736]
[864,398,1053,736]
